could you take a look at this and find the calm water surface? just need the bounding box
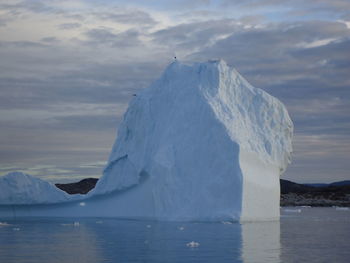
[0,207,349,263]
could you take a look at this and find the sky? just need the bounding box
[0,0,349,184]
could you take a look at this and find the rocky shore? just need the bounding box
[280,193,350,207]
[280,179,350,207]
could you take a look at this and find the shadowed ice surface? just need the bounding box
[0,208,349,263]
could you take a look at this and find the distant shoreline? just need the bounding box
[280,179,350,207]
[55,178,350,207]
[280,193,350,207]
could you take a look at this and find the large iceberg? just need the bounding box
[0,60,292,221]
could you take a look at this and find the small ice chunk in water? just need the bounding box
[96,220,103,224]
[186,241,200,248]
[79,202,86,207]
[335,207,349,211]
[146,225,151,228]
[178,226,185,231]
[0,222,10,226]
[13,228,20,231]
[284,209,301,213]
[221,221,233,225]
[61,222,81,227]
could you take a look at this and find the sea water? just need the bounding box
[0,207,349,263]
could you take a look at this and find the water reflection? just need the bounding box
[0,218,281,263]
[0,219,102,263]
[2,208,350,262]
[280,207,350,263]
[86,219,245,262]
[242,221,280,263]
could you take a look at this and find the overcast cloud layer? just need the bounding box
[0,0,349,183]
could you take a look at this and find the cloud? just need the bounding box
[0,71,146,111]
[221,0,350,15]
[0,17,9,27]
[58,22,81,30]
[41,37,60,43]
[85,28,118,42]
[152,19,245,55]
[185,21,350,83]
[0,40,48,48]
[0,0,58,14]
[93,9,157,26]
[50,114,121,132]
[83,28,143,47]
[0,0,349,183]
[285,133,350,183]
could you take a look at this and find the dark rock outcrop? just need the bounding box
[55,178,98,195]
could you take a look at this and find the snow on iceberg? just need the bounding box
[0,60,293,221]
[0,172,74,204]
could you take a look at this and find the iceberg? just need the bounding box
[0,60,293,221]
[0,172,74,204]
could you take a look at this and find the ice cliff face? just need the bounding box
[91,60,293,221]
[0,60,292,221]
